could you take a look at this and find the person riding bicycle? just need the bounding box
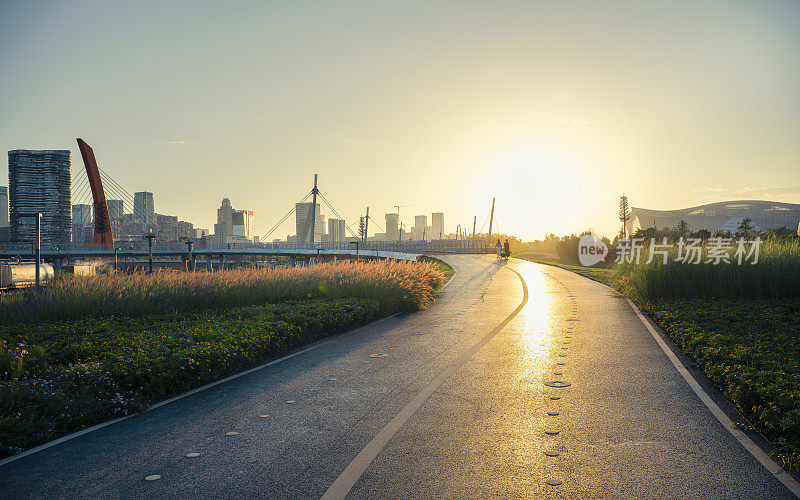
[503,239,510,259]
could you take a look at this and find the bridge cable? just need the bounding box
[317,191,360,239]
[261,190,313,241]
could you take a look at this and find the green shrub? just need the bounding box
[0,298,382,458]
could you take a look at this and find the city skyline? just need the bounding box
[2,2,799,240]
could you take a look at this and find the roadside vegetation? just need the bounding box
[0,258,447,458]
[0,259,446,324]
[516,226,800,470]
[418,256,455,282]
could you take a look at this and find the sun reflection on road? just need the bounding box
[515,265,558,379]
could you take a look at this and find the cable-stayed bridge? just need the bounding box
[2,139,489,267]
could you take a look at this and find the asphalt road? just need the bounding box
[0,255,795,498]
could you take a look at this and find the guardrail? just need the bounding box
[0,239,489,257]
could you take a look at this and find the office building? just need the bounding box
[296,202,325,243]
[412,215,428,240]
[8,149,71,246]
[215,198,255,244]
[133,191,155,231]
[626,200,800,235]
[177,220,194,240]
[157,213,179,240]
[72,204,92,226]
[328,218,346,242]
[231,210,254,239]
[385,213,399,240]
[431,212,445,240]
[0,186,8,228]
[72,204,93,246]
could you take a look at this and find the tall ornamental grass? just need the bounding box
[614,240,800,301]
[0,259,446,325]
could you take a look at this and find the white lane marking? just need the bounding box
[627,299,800,497]
[0,313,402,469]
[321,266,528,500]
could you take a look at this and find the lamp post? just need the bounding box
[18,213,42,288]
[145,232,156,273]
[34,213,41,289]
[185,240,194,272]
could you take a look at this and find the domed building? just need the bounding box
[626,200,800,235]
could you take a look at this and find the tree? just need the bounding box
[676,220,689,238]
[736,218,754,237]
[358,216,365,241]
[618,193,631,239]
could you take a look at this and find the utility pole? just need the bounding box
[472,215,476,240]
[488,197,495,242]
[398,222,403,242]
[309,174,319,244]
[364,207,369,242]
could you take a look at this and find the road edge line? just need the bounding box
[0,312,403,469]
[320,266,528,500]
[626,298,800,498]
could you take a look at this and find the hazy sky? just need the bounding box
[1,0,798,240]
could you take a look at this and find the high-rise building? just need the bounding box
[296,202,325,243]
[217,198,234,237]
[0,186,8,228]
[328,218,346,242]
[8,150,71,246]
[385,213,399,240]
[413,215,428,240]
[230,210,254,239]
[0,186,8,242]
[133,191,155,231]
[72,204,92,226]
[431,212,445,240]
[177,220,194,240]
[156,213,179,240]
[71,204,93,245]
[215,198,254,244]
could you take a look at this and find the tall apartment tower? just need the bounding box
[133,191,155,231]
[328,218,346,242]
[385,213,399,240]
[296,202,325,243]
[0,186,8,228]
[431,212,445,240]
[8,149,71,246]
[413,215,428,241]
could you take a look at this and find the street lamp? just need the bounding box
[18,213,42,288]
[144,230,156,273]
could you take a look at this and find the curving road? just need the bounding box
[0,255,796,498]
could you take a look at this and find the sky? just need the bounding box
[1,0,798,240]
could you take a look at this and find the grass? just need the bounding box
[0,259,447,325]
[515,252,615,286]
[0,259,450,458]
[418,256,455,283]
[614,240,800,302]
